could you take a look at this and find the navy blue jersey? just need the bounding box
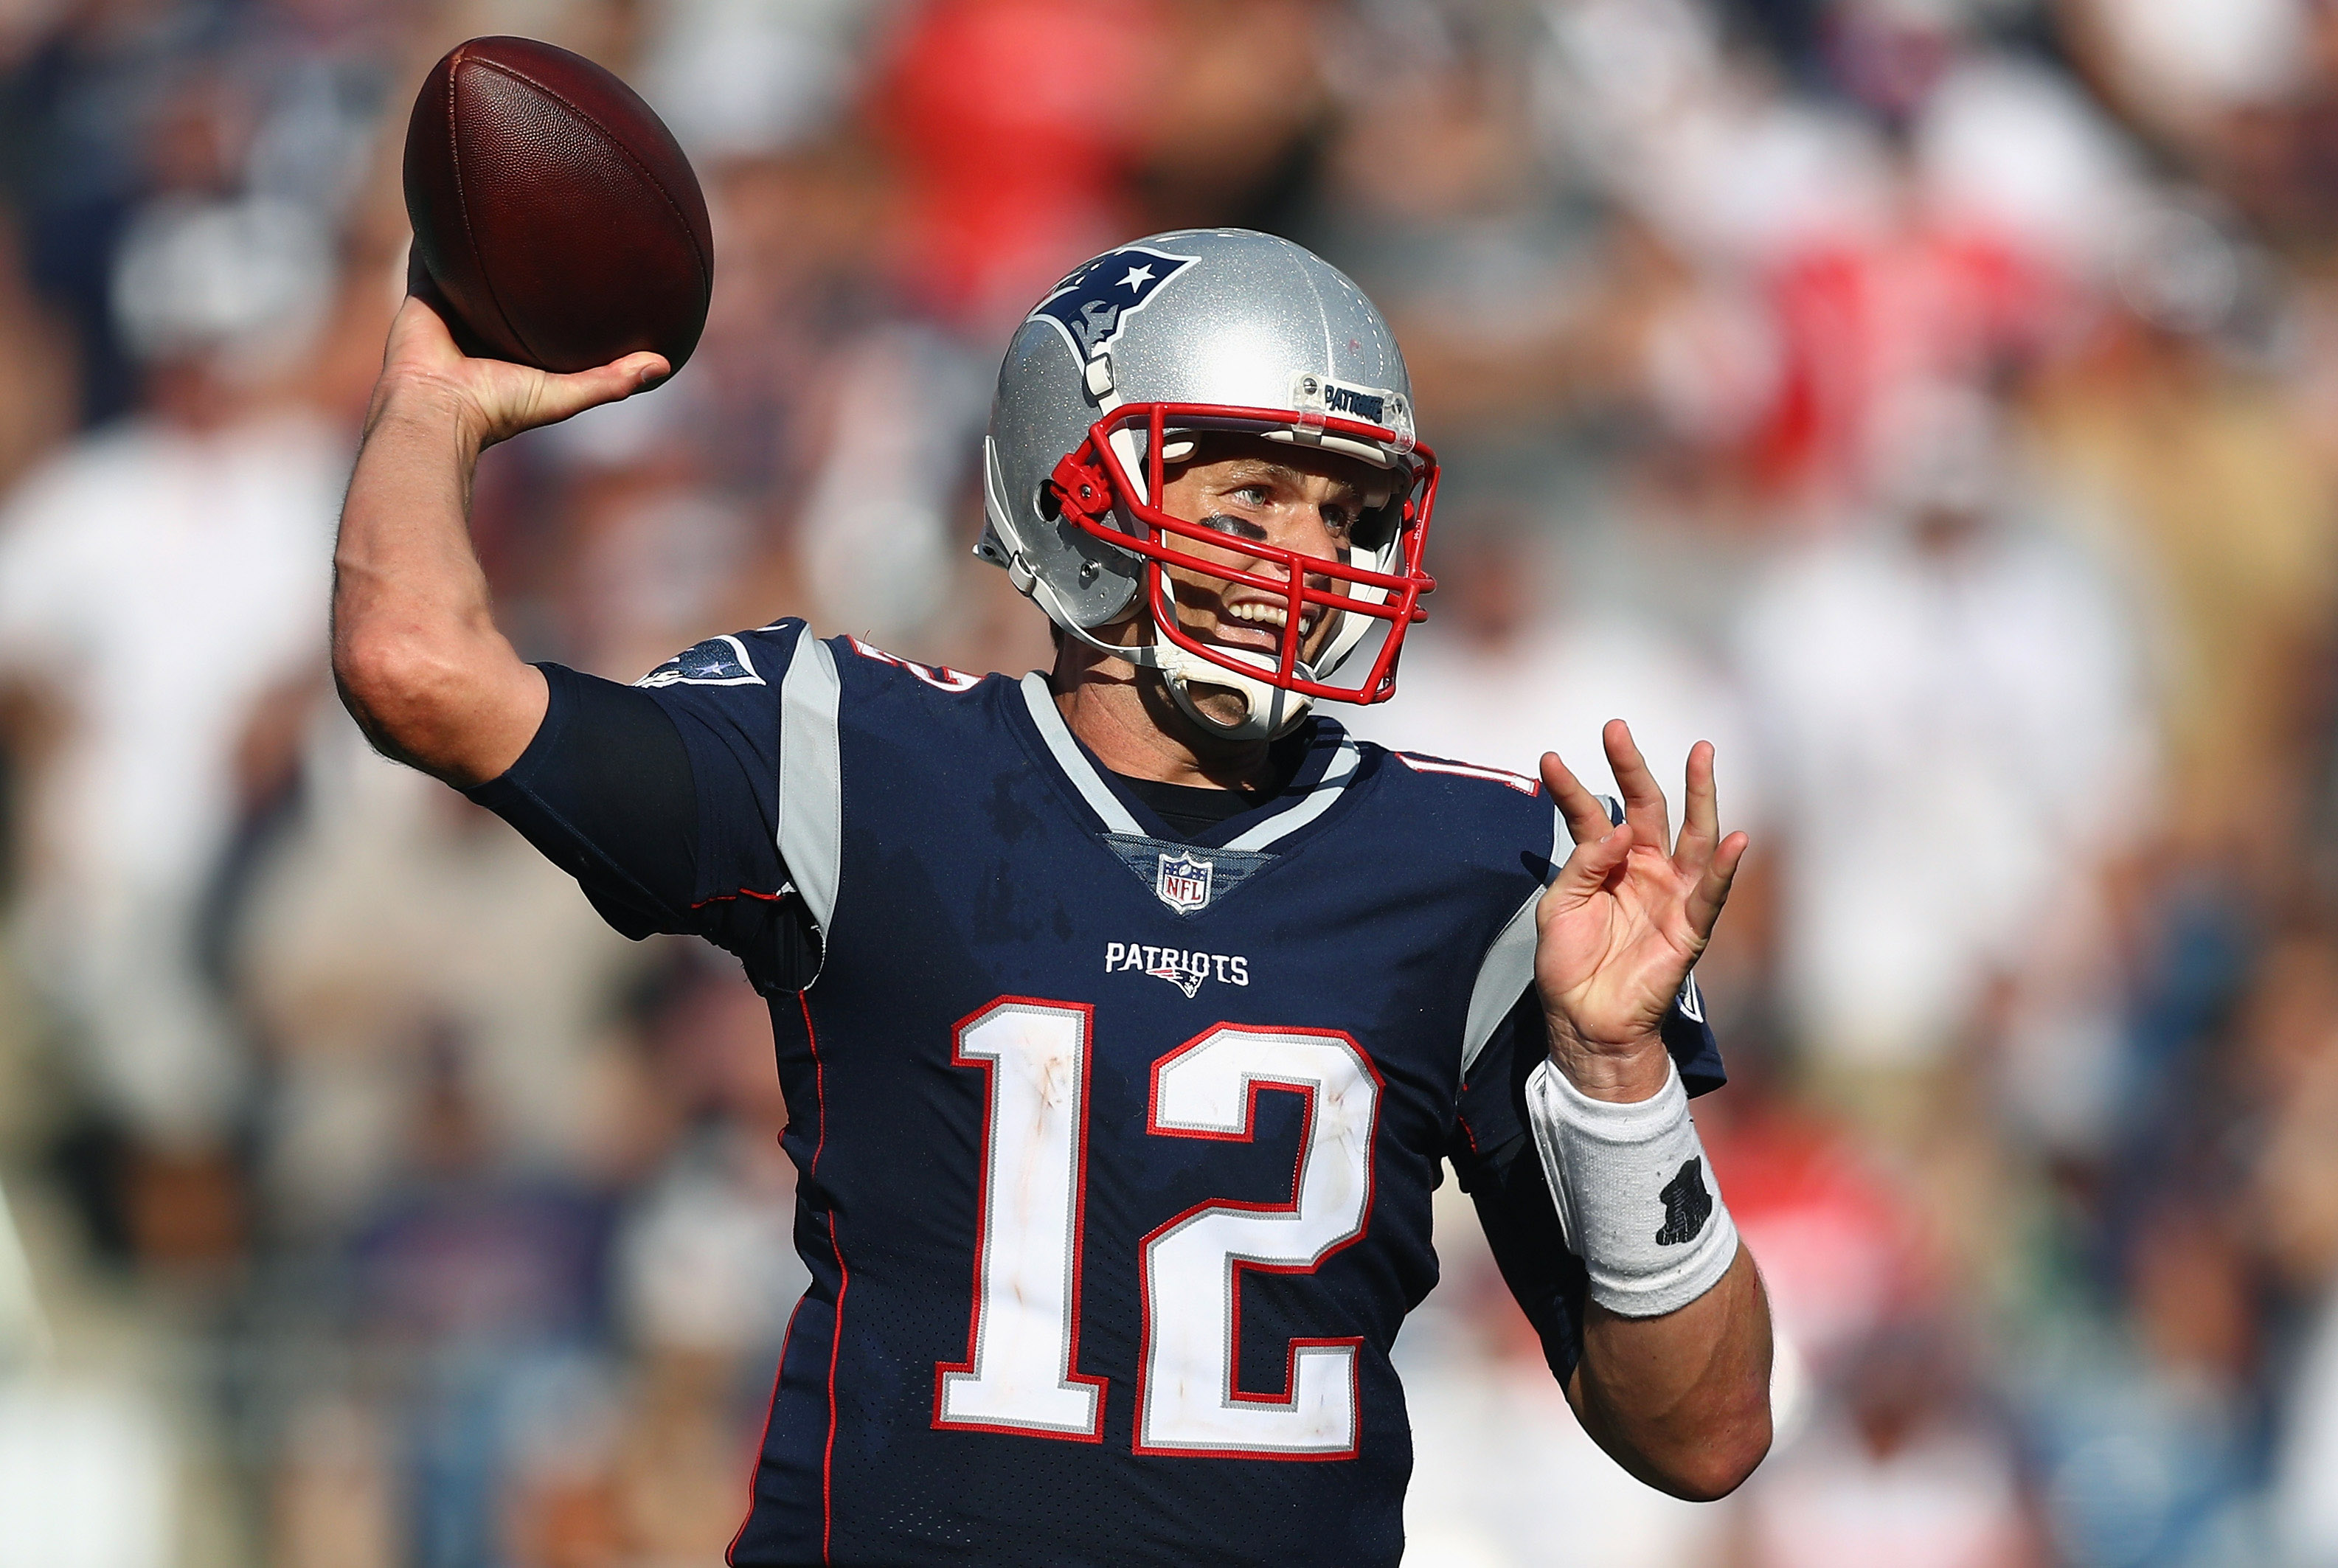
[472,621,1723,1567]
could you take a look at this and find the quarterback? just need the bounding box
[333,229,1771,1564]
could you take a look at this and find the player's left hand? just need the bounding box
[1533,721,1748,1102]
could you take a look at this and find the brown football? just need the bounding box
[403,36,712,375]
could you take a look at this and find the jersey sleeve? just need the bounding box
[1449,992,1592,1381]
[465,622,819,993]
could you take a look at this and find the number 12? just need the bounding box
[932,998,1381,1460]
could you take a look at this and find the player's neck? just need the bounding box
[1051,639,1275,792]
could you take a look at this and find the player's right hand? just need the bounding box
[372,292,668,451]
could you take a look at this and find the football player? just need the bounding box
[334,229,1770,1565]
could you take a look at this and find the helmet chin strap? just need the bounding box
[1142,568,1317,742]
[1155,641,1314,743]
[1050,615,1317,743]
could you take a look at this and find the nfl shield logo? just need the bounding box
[1154,851,1214,914]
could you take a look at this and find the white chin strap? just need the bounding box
[1131,565,1322,742]
[1052,615,1317,742]
[1156,640,1314,742]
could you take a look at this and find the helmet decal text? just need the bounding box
[1291,373,1415,451]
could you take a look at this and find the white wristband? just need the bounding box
[1524,1055,1738,1318]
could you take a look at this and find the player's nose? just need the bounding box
[1258,504,1346,574]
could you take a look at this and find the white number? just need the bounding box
[932,999,1106,1440]
[934,1005,1381,1459]
[1137,1027,1379,1459]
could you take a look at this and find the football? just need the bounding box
[402,35,713,375]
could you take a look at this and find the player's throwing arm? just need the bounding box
[334,38,700,784]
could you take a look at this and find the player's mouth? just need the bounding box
[1210,598,1323,658]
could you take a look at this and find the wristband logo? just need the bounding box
[1656,1157,1714,1246]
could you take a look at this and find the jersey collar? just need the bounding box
[1015,672,1361,852]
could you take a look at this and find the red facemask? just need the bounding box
[1044,401,1439,705]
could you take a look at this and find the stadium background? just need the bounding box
[3,0,2338,1563]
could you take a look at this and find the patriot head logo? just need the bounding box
[1655,1157,1715,1247]
[1147,954,1211,999]
[1154,850,1214,914]
[636,634,763,689]
[1030,245,1198,363]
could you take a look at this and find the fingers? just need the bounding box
[1603,720,1671,855]
[1545,819,1636,911]
[379,296,670,443]
[1675,739,1720,873]
[1541,750,1617,846]
[1684,829,1750,941]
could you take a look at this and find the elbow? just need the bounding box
[1657,1392,1772,1502]
[333,627,427,729]
[1665,1430,1771,1504]
[331,626,474,769]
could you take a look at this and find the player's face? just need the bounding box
[1148,436,1381,720]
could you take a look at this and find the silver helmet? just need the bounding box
[977,228,1439,740]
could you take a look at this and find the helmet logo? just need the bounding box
[1030,244,1198,363]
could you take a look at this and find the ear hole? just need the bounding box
[1036,482,1062,521]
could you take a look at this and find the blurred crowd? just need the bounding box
[4,0,2338,1564]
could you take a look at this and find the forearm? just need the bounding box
[332,373,544,785]
[1567,1244,1772,1500]
[1530,1014,1772,1496]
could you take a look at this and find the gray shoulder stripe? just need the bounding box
[1460,888,1541,1079]
[1020,673,1143,836]
[1459,805,1571,1079]
[1222,738,1360,852]
[779,625,844,932]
